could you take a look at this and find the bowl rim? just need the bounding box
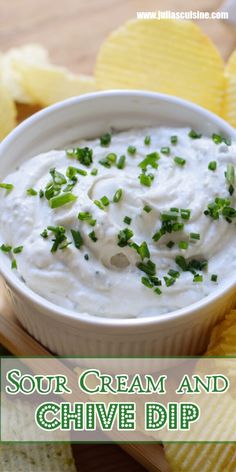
[0,89,236,330]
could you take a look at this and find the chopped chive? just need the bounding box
[66,166,86,179]
[139,152,160,170]
[94,200,104,210]
[149,276,162,286]
[180,209,191,220]
[11,259,17,270]
[40,229,48,239]
[100,133,111,147]
[117,228,133,247]
[154,287,162,295]
[211,274,218,282]
[78,212,92,221]
[226,163,235,195]
[188,129,202,139]
[137,259,156,276]
[13,246,23,254]
[70,147,93,166]
[139,174,152,187]
[127,145,136,155]
[89,219,96,227]
[91,168,98,176]
[117,155,126,169]
[100,195,110,206]
[143,204,152,213]
[137,241,150,260]
[170,207,179,213]
[161,212,178,222]
[71,229,84,249]
[88,231,97,242]
[99,153,117,168]
[113,188,123,203]
[178,241,188,250]
[212,133,223,144]
[50,168,67,185]
[49,192,77,209]
[193,274,203,282]
[170,135,178,144]
[208,161,217,171]
[174,156,186,166]
[27,188,38,196]
[161,146,170,155]
[39,189,44,198]
[0,244,12,253]
[175,255,188,271]
[84,254,89,261]
[166,241,175,248]
[0,183,14,191]
[190,232,200,240]
[141,276,153,289]
[164,276,176,287]
[168,269,180,278]
[144,135,151,145]
[123,216,132,225]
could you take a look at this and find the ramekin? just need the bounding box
[0,91,235,356]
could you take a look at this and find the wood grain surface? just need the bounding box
[0,1,235,471]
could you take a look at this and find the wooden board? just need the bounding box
[0,1,235,470]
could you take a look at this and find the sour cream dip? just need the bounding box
[0,127,235,318]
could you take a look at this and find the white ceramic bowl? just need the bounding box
[0,91,235,356]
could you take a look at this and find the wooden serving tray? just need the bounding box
[0,279,169,472]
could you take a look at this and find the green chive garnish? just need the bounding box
[117,155,126,169]
[166,241,175,248]
[11,259,17,270]
[212,133,222,144]
[211,274,218,282]
[49,192,77,209]
[113,188,123,203]
[190,232,200,240]
[137,259,156,276]
[100,133,111,147]
[27,188,37,196]
[0,183,14,191]
[117,228,133,247]
[188,129,202,139]
[0,244,12,253]
[180,209,191,220]
[144,136,151,145]
[71,229,84,249]
[40,229,48,239]
[13,246,23,254]
[143,204,152,213]
[226,163,235,195]
[78,212,92,221]
[89,231,97,242]
[193,274,203,282]
[139,174,152,187]
[139,152,160,170]
[168,269,180,278]
[178,241,188,250]
[170,135,178,144]
[174,156,186,166]
[161,146,170,155]
[123,216,132,225]
[94,200,104,210]
[100,196,110,206]
[141,277,153,289]
[135,241,150,260]
[67,147,93,166]
[91,168,98,176]
[127,145,136,155]
[208,161,217,171]
[154,287,162,295]
[99,153,117,168]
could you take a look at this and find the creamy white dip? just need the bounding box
[0,127,236,318]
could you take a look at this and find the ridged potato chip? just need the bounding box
[164,310,236,471]
[1,44,50,104]
[223,49,236,127]
[95,19,224,115]
[15,61,96,106]
[0,79,17,140]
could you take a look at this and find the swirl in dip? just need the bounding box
[0,127,235,318]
